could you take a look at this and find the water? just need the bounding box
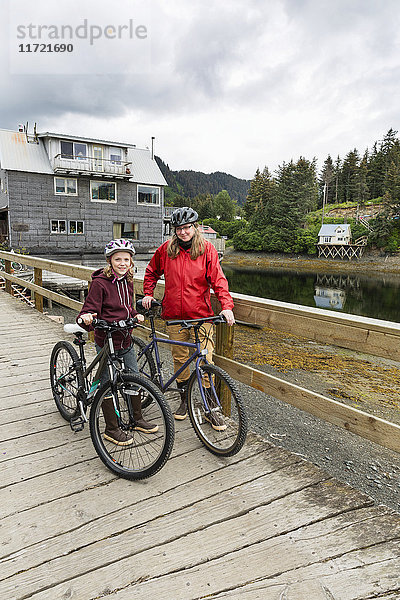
[222,265,400,323]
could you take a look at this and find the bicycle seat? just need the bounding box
[64,324,87,335]
[136,298,162,313]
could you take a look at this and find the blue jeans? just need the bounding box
[95,343,139,388]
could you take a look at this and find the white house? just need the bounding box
[318,224,351,245]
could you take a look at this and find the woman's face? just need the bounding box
[110,251,132,277]
[175,223,195,242]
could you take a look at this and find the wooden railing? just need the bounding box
[1,249,400,454]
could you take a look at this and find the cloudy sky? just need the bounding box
[1,0,400,180]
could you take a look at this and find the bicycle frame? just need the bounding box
[138,316,218,412]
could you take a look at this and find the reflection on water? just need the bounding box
[222,265,400,323]
[314,286,346,310]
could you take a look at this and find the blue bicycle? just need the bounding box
[132,300,247,457]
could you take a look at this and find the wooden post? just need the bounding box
[34,267,43,312]
[215,322,235,415]
[5,260,12,295]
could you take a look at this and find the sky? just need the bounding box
[1,0,400,181]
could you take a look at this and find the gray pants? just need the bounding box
[95,343,139,387]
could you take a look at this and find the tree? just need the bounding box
[214,190,236,221]
[318,155,335,208]
[243,168,263,220]
[340,149,360,203]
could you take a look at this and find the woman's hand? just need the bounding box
[220,309,235,326]
[142,296,155,309]
[136,313,145,323]
[79,312,97,326]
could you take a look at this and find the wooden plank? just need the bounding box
[215,354,400,454]
[24,495,383,600]
[0,251,93,281]
[0,448,305,589]
[0,438,271,560]
[75,507,398,600]
[1,272,83,311]
[3,472,355,599]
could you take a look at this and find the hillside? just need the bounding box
[155,156,250,205]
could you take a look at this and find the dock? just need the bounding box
[0,290,400,599]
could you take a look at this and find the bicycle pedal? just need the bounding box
[70,416,85,432]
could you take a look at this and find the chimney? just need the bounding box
[151,136,155,160]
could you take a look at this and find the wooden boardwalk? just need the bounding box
[1,290,400,600]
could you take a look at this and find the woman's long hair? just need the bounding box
[103,259,134,281]
[167,223,206,259]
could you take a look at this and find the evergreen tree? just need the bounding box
[243,168,263,220]
[214,190,236,221]
[318,155,335,208]
[355,152,369,215]
[340,149,360,202]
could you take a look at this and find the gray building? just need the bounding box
[0,126,167,257]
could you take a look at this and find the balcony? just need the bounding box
[53,154,132,179]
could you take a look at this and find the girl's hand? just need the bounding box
[79,313,97,326]
[136,313,145,323]
[220,309,235,326]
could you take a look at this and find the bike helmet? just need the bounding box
[104,239,135,258]
[170,207,198,227]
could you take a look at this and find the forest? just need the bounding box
[161,128,400,255]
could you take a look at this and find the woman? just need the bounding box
[142,207,235,426]
[77,238,158,445]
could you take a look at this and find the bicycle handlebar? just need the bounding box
[166,315,226,329]
[77,317,138,331]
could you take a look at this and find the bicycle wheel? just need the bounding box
[89,373,174,480]
[187,363,247,457]
[131,336,157,381]
[50,341,84,420]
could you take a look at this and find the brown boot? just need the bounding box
[203,387,227,431]
[129,390,159,434]
[102,395,134,446]
[174,379,189,420]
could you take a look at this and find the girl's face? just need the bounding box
[110,251,132,277]
[175,223,195,242]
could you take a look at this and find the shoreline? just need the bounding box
[221,248,400,277]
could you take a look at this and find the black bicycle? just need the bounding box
[131,300,247,457]
[50,317,174,480]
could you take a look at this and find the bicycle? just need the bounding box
[0,256,23,272]
[131,300,248,457]
[49,317,175,480]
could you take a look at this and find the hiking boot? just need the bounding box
[104,428,134,446]
[174,379,189,420]
[130,391,159,434]
[203,388,227,431]
[102,396,134,446]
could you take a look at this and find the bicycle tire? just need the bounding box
[131,336,157,381]
[89,373,174,480]
[50,341,84,421]
[187,363,247,457]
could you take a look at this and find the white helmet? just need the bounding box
[104,239,135,258]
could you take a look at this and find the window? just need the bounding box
[90,181,116,202]
[323,236,332,243]
[109,147,122,165]
[54,177,77,195]
[60,140,87,160]
[138,185,160,205]
[51,220,66,233]
[69,220,84,234]
[113,222,138,240]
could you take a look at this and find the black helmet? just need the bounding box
[170,206,198,227]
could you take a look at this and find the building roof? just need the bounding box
[318,224,351,236]
[38,131,135,148]
[199,225,218,235]
[0,129,53,174]
[0,128,167,186]
[127,147,167,186]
